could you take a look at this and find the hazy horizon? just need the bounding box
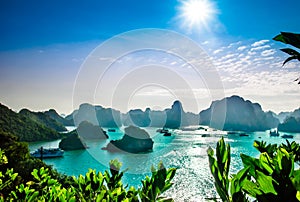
[1,93,299,117]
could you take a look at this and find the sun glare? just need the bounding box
[179,0,217,31]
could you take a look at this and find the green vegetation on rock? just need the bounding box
[0,103,62,142]
[44,109,74,126]
[59,131,87,150]
[19,108,67,132]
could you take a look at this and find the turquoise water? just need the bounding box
[28,127,300,201]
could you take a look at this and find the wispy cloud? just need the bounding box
[204,38,300,112]
[261,49,276,57]
[250,45,270,51]
[237,46,247,51]
[251,39,269,47]
[213,47,225,54]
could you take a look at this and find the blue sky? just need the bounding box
[0,0,300,114]
[1,0,300,49]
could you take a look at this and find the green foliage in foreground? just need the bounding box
[273,32,300,83]
[208,137,300,202]
[0,150,176,202]
[273,32,300,66]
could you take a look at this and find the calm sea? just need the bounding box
[28,127,300,201]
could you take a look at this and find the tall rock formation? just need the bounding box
[103,126,153,153]
[164,100,183,129]
[199,96,279,131]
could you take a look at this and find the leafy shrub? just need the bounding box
[208,138,300,202]
[0,157,176,201]
[273,32,300,83]
[207,137,232,201]
[139,161,176,202]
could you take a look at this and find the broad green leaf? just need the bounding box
[230,166,250,195]
[273,32,300,49]
[240,154,259,177]
[256,170,277,195]
[31,169,40,181]
[68,196,76,202]
[296,191,300,201]
[166,168,176,181]
[259,153,274,174]
[283,56,298,66]
[242,179,262,197]
[280,48,300,56]
[28,191,39,202]
[292,170,300,191]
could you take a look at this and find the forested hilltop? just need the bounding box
[19,108,67,132]
[0,103,63,142]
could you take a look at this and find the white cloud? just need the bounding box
[237,46,247,51]
[208,39,300,113]
[253,56,274,61]
[248,51,256,55]
[213,48,224,54]
[250,45,270,51]
[261,49,276,57]
[251,39,269,47]
[228,41,242,48]
[220,53,237,60]
[283,61,298,69]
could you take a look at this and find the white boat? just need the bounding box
[270,129,279,137]
[30,147,64,158]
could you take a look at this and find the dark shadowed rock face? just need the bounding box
[164,100,183,129]
[103,125,153,153]
[123,109,151,127]
[59,132,87,150]
[69,103,122,128]
[76,121,108,139]
[199,95,280,132]
[278,117,300,133]
[266,108,300,124]
[148,110,167,127]
[67,102,200,129]
[96,108,122,127]
[44,109,74,126]
[291,108,300,118]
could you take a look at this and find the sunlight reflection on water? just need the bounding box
[29,128,300,201]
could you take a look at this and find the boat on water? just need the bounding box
[270,129,279,137]
[30,147,64,158]
[163,132,172,136]
[227,131,248,137]
[227,131,239,135]
[156,128,172,136]
[108,129,116,132]
[156,128,169,133]
[282,134,293,139]
[239,133,249,137]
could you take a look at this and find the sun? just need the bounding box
[179,0,217,31]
